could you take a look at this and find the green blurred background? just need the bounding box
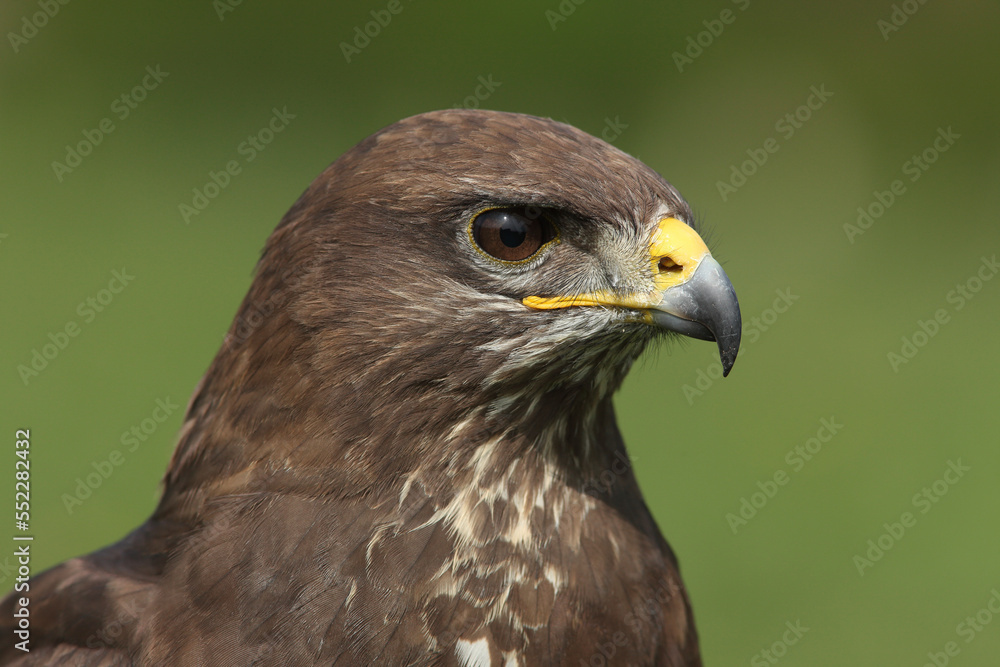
[2,1,999,664]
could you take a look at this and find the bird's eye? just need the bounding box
[470,207,557,263]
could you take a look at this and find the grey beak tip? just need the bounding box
[719,330,741,377]
[652,255,742,376]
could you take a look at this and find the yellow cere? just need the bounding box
[522,217,711,312]
[649,217,710,292]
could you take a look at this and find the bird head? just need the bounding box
[289,109,739,386]
[166,109,740,499]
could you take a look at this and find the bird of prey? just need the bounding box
[2,109,740,666]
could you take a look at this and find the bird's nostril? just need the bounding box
[659,257,682,274]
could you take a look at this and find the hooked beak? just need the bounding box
[522,217,742,376]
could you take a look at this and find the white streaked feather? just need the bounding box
[456,637,492,667]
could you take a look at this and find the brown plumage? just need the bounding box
[1,109,741,666]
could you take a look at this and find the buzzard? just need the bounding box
[2,110,740,666]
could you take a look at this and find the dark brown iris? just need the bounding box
[472,208,555,262]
